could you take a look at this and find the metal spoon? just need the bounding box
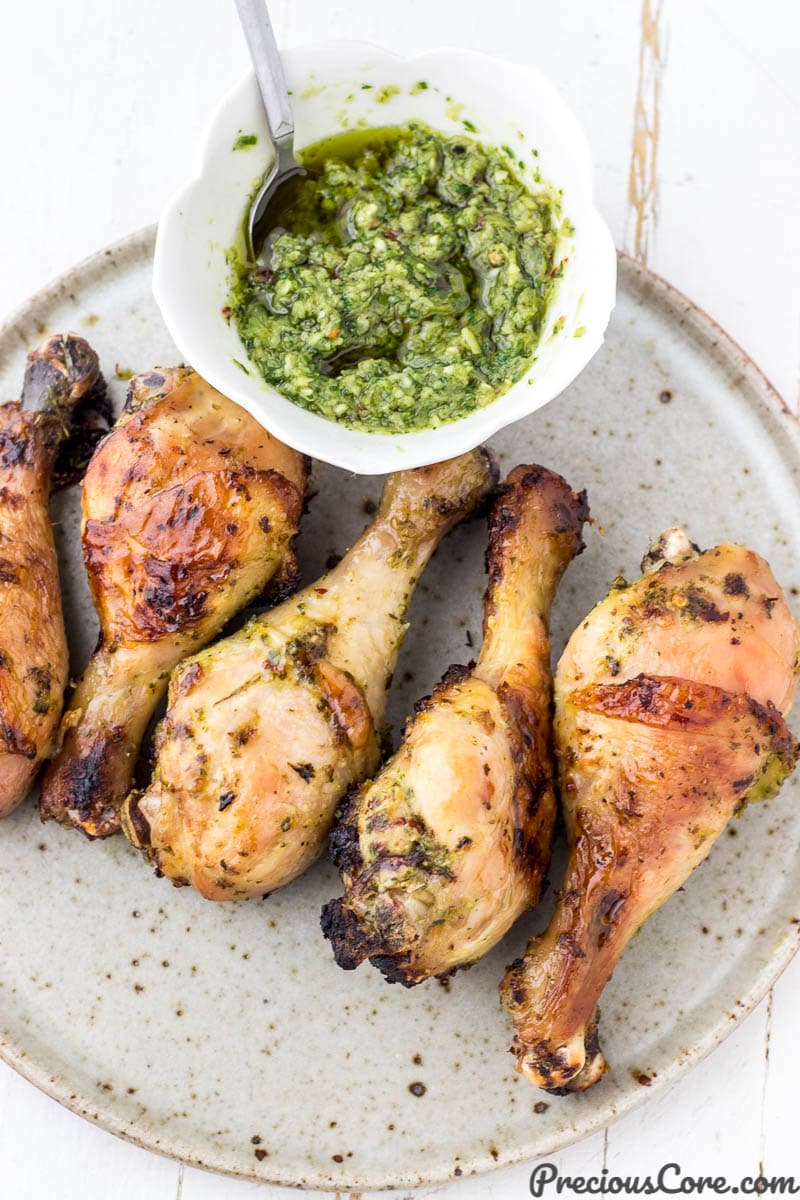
[234,0,306,260]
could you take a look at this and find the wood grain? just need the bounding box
[0,1,798,1196]
[625,0,667,264]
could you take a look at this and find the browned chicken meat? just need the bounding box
[121,448,496,899]
[40,367,307,838]
[501,529,800,1092]
[0,334,103,818]
[321,465,588,984]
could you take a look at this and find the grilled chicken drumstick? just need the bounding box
[122,448,496,899]
[0,334,103,818]
[501,529,800,1092]
[322,465,588,983]
[40,367,307,839]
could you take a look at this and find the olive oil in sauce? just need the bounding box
[230,121,566,433]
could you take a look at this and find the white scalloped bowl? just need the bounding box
[154,42,616,474]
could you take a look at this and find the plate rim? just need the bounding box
[0,228,798,1191]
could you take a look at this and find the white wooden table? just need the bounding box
[1,1,798,1195]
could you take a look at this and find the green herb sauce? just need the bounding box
[230,121,565,433]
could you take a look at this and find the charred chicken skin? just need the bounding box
[321,465,588,984]
[122,448,496,900]
[0,334,103,817]
[501,529,800,1092]
[40,368,307,839]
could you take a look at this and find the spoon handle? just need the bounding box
[234,0,295,159]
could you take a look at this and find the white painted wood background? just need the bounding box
[1,0,799,1195]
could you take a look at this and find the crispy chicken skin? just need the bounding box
[322,465,588,984]
[501,530,800,1092]
[0,334,102,817]
[121,447,497,900]
[40,368,307,839]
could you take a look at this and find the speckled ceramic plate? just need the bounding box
[0,230,798,1191]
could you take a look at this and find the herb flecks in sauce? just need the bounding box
[230,122,565,433]
[232,133,258,151]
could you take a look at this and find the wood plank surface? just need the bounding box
[0,2,797,1196]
